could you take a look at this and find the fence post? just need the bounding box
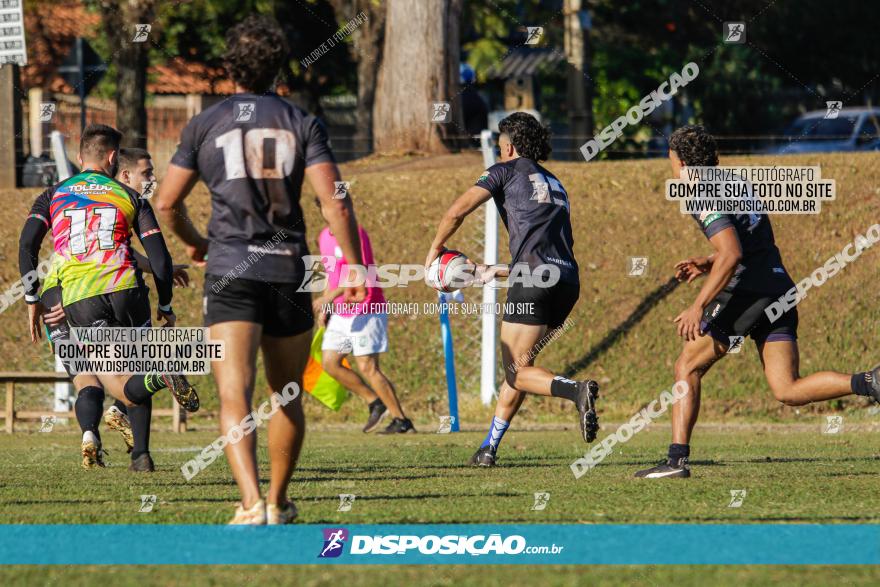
[5,381,15,434]
[0,64,23,189]
[172,403,187,433]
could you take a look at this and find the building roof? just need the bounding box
[21,2,101,93]
[485,48,565,80]
[149,58,235,95]
[21,1,259,96]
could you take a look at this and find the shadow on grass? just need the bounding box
[562,276,680,375]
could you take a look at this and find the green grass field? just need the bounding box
[1,564,879,587]
[1,425,877,525]
[1,425,879,584]
[2,564,880,586]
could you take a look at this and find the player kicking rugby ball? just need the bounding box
[635,125,880,479]
[313,199,414,433]
[425,112,599,467]
[156,15,365,524]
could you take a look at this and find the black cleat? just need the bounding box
[129,453,155,473]
[867,365,880,404]
[469,445,496,467]
[363,399,388,433]
[163,374,200,412]
[575,380,600,443]
[634,457,690,479]
[379,417,416,434]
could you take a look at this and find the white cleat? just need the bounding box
[81,431,105,469]
[228,499,267,525]
[267,500,299,525]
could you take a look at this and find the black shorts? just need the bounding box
[204,274,314,337]
[40,286,68,343]
[502,281,579,330]
[64,287,152,329]
[701,289,798,346]
[40,286,75,378]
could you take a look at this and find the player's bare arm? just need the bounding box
[306,162,365,302]
[475,264,510,283]
[674,254,714,282]
[313,284,344,326]
[313,286,345,314]
[40,302,66,328]
[154,164,209,266]
[425,185,492,268]
[674,227,742,341]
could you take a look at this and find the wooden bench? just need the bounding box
[0,372,188,433]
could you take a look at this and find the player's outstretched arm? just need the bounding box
[154,164,208,266]
[135,200,176,326]
[18,190,51,301]
[306,161,365,302]
[425,186,492,268]
[19,191,52,342]
[673,255,714,282]
[674,227,742,340]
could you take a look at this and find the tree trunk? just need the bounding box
[98,0,155,149]
[565,0,593,158]
[373,0,462,154]
[328,0,387,157]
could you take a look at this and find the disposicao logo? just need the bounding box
[319,528,348,558]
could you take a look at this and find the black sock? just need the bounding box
[129,396,152,459]
[369,398,384,410]
[124,373,168,405]
[851,372,874,396]
[74,386,104,441]
[550,376,579,402]
[668,443,690,462]
[113,399,128,415]
[75,386,104,435]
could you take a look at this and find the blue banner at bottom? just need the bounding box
[1,524,878,565]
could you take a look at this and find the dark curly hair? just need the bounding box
[668,125,719,167]
[223,15,289,94]
[498,112,552,161]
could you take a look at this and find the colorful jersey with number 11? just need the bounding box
[27,171,159,306]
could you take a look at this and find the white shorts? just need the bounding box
[322,313,389,356]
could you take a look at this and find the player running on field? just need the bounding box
[425,112,599,468]
[155,15,365,525]
[38,147,190,469]
[312,199,414,433]
[634,125,880,479]
[19,124,200,473]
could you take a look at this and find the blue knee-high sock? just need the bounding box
[480,416,510,451]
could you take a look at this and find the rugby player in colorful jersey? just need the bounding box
[634,125,880,479]
[37,148,191,470]
[19,124,200,473]
[425,112,600,468]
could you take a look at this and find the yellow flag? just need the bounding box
[303,327,350,411]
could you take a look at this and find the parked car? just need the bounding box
[764,107,880,154]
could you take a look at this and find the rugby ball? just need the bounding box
[426,250,473,292]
